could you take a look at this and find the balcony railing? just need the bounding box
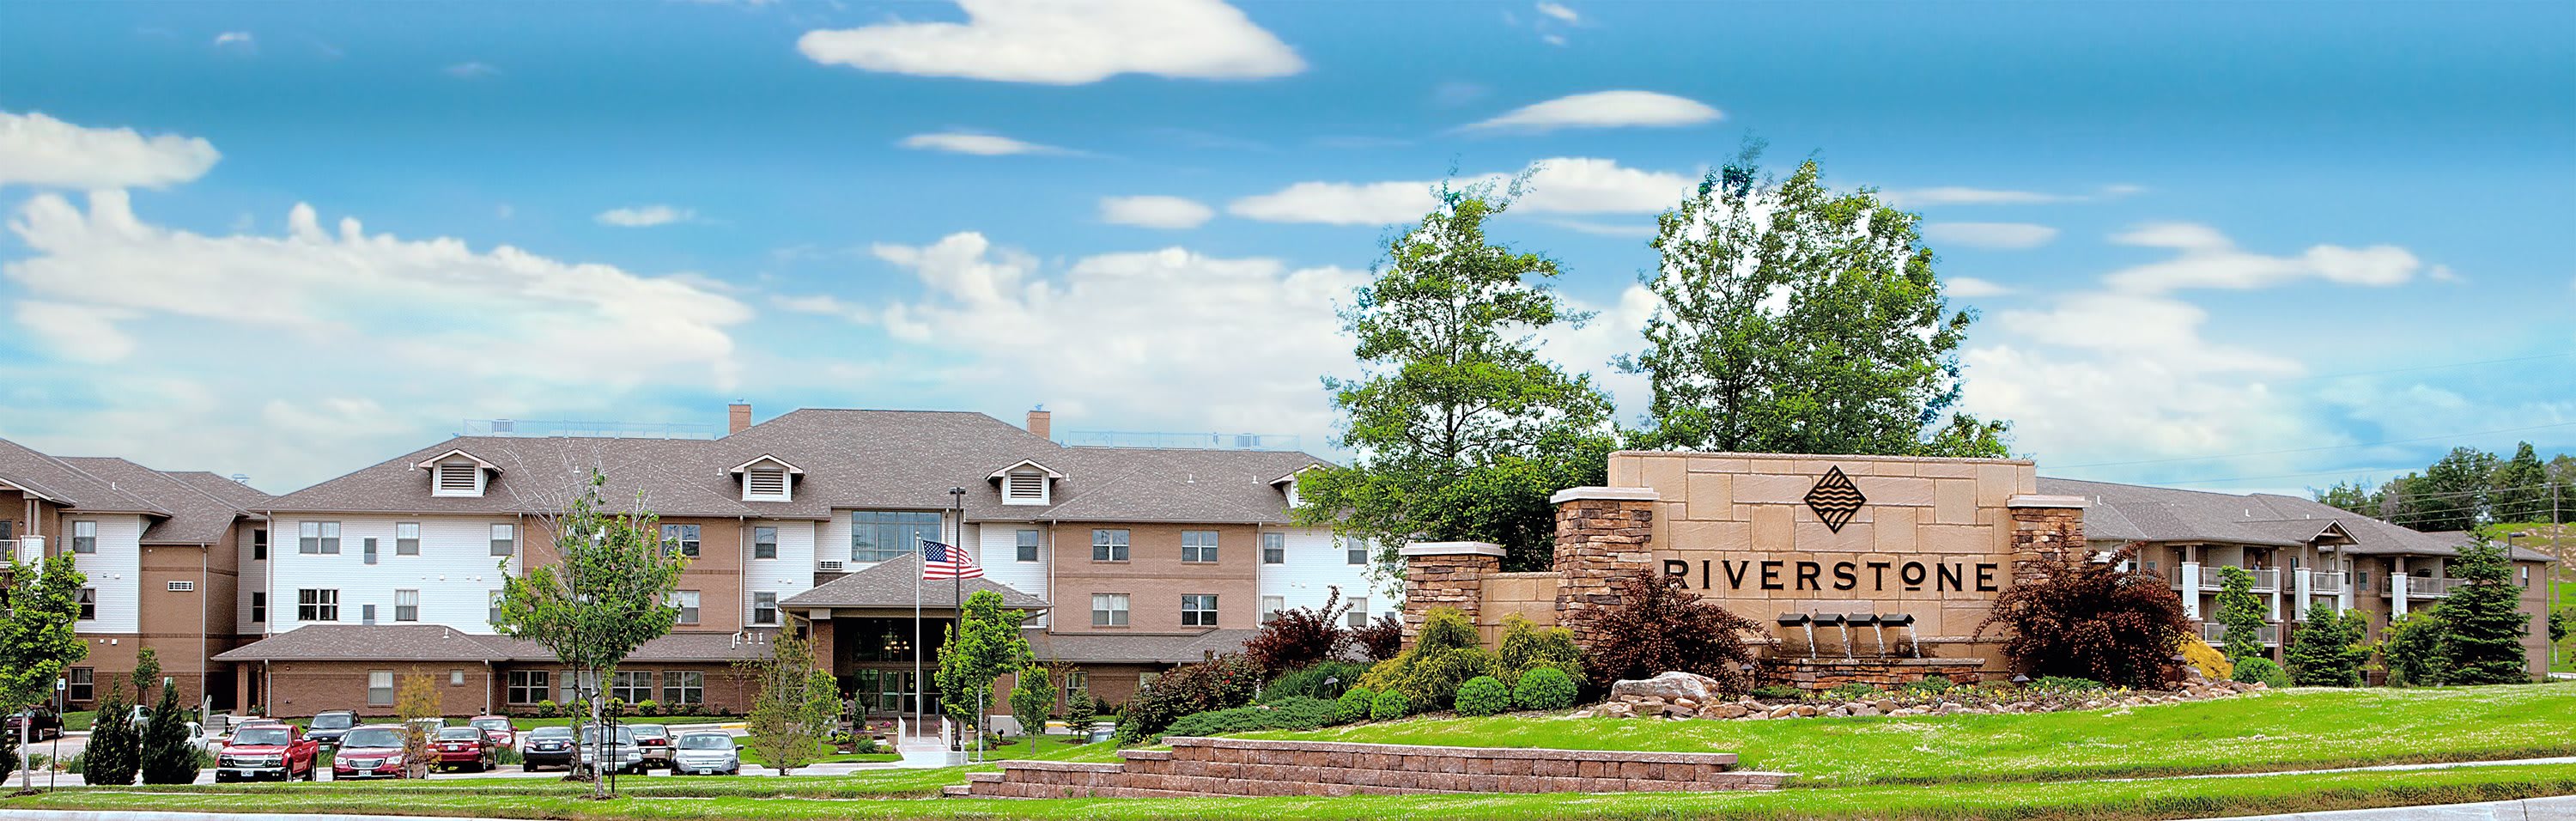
[2396,576,2469,599]
[2199,621,2281,647]
[2306,571,2347,595]
[2172,566,2280,593]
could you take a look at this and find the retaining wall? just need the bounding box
[945,736,1789,799]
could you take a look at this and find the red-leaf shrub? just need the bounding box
[1352,613,1406,662]
[1976,543,2189,688]
[1242,587,1352,677]
[1112,654,1260,744]
[1579,573,1761,693]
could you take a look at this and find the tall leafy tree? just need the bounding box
[2404,447,2499,532]
[2212,566,2269,661]
[2491,442,2551,524]
[492,471,690,798]
[2379,612,2447,686]
[1619,151,2008,457]
[2433,538,2531,684]
[2313,479,2385,516]
[1297,181,1615,573]
[0,552,86,793]
[934,589,1032,748]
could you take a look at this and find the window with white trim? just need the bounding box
[753,526,778,560]
[301,521,340,555]
[396,522,421,556]
[489,590,505,626]
[671,590,700,624]
[1346,597,1370,629]
[1261,532,1285,564]
[489,524,515,556]
[744,467,791,502]
[1182,531,1218,563]
[394,589,420,622]
[368,670,394,706]
[1182,593,1218,627]
[298,588,338,622]
[67,668,93,702]
[252,528,266,561]
[662,671,703,705]
[611,671,653,704]
[433,459,484,497]
[1091,593,1128,628]
[1062,669,1088,702]
[250,591,266,623]
[753,592,779,625]
[1015,529,1040,563]
[1003,471,1049,505]
[1346,538,1368,566]
[661,524,702,557]
[1260,596,1283,624]
[76,587,96,620]
[1091,530,1128,563]
[507,670,549,704]
[71,520,96,554]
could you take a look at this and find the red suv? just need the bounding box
[216,722,319,782]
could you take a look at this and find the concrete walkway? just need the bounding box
[2102,756,2576,782]
[2182,794,2576,820]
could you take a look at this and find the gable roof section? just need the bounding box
[58,457,266,544]
[781,553,1050,610]
[0,437,167,514]
[266,435,772,518]
[1012,447,1322,524]
[2040,477,2555,563]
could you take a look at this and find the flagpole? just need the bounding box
[913,536,922,739]
[947,486,967,752]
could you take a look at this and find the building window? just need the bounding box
[1261,596,1284,624]
[361,538,379,565]
[559,670,599,705]
[76,588,96,620]
[1347,538,1368,566]
[1062,670,1088,702]
[394,522,420,556]
[1182,531,1218,563]
[1346,597,1370,629]
[1016,529,1040,563]
[662,524,702,557]
[2520,566,2531,586]
[67,668,93,702]
[507,670,549,704]
[301,521,340,555]
[1261,532,1285,565]
[611,671,653,704]
[252,528,267,562]
[489,590,505,626]
[671,590,700,624]
[1137,672,1159,691]
[662,671,703,706]
[250,591,266,623]
[490,524,515,556]
[394,589,420,622]
[368,670,394,707]
[1182,593,1218,627]
[1091,594,1129,628]
[753,526,778,560]
[2358,569,2372,588]
[753,592,779,625]
[298,588,339,622]
[71,520,96,554]
[1091,530,1129,563]
[852,511,942,563]
[1003,471,1050,505]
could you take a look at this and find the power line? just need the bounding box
[2057,421,2576,470]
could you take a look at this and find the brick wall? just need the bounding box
[952,736,1785,799]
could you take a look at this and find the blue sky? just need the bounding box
[0,0,2569,496]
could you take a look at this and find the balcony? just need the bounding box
[2306,571,2347,595]
[2172,566,2281,593]
[2391,575,2469,599]
[2199,621,2281,647]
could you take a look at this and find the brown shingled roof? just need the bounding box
[58,457,264,544]
[781,553,1050,610]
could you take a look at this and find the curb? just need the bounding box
[2182,794,2576,820]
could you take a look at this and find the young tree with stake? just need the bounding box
[0,552,87,793]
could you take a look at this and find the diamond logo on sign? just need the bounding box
[1804,466,1866,533]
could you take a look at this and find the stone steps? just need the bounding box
[947,736,1787,800]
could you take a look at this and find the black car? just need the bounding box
[521,726,577,771]
[306,710,360,746]
[3,708,62,741]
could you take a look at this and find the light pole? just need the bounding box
[946,486,966,752]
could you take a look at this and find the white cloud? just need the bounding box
[13,301,137,362]
[797,0,1303,84]
[1540,217,1655,238]
[898,131,1069,156]
[1540,33,1567,46]
[1923,222,2059,250]
[0,111,221,190]
[212,31,254,49]
[1944,277,2013,298]
[595,204,696,227]
[1534,3,1579,23]
[1464,90,1720,132]
[1099,195,1215,229]
[2103,222,2421,294]
[1882,183,2142,208]
[1229,157,1692,225]
[771,293,873,322]
[445,62,501,79]
[867,232,1364,435]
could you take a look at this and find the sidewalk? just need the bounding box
[2181,794,2576,820]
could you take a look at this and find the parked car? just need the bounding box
[628,723,672,769]
[216,722,319,782]
[574,725,645,775]
[307,710,360,747]
[331,725,424,780]
[3,708,62,741]
[406,717,447,739]
[669,732,740,776]
[467,715,516,750]
[431,726,497,773]
[520,726,577,771]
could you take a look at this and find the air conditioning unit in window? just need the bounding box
[818,561,845,572]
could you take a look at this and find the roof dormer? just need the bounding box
[730,454,804,502]
[416,449,496,498]
[988,459,1064,506]
[1272,463,1326,509]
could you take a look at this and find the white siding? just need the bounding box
[978,523,1048,603]
[266,515,522,635]
[743,520,815,628]
[817,512,852,570]
[68,514,144,634]
[1255,527,1392,623]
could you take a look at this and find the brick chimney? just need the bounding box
[1025,408,1051,441]
[728,401,753,435]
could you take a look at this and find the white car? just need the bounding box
[670,732,740,776]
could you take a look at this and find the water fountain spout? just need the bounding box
[1814,614,1848,660]
[1842,614,1874,660]
[1776,613,1814,660]
[1881,613,1920,659]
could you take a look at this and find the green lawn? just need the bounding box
[734,750,905,766]
[12,760,2576,820]
[1241,682,2576,785]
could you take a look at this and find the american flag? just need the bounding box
[920,539,983,580]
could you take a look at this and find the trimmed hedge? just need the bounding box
[1454,677,1510,716]
[1369,689,1408,721]
[1260,661,1369,704]
[1334,687,1376,724]
[1160,696,1339,739]
[2232,656,2292,688]
[1512,667,1577,710]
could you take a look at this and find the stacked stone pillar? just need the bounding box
[2005,495,2088,585]
[1398,542,1504,638]
[1547,487,1659,648]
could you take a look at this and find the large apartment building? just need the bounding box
[207,405,1382,716]
[1,438,273,713]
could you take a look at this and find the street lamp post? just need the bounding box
[947,486,966,753]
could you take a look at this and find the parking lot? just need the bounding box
[17,719,917,787]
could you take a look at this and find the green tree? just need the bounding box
[2491,442,2551,524]
[2433,538,2530,684]
[140,678,201,784]
[84,683,139,786]
[2313,479,2386,516]
[1061,681,1097,744]
[130,647,161,698]
[1617,151,2008,458]
[935,589,1032,747]
[393,672,440,779]
[2551,607,2571,647]
[738,628,833,776]
[491,471,690,798]
[2404,447,2499,532]
[2213,566,2269,662]
[1008,666,1054,739]
[1296,180,1616,574]
[2282,608,2371,687]
[2379,612,2448,686]
[0,551,87,792]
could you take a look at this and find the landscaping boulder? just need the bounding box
[1610,672,1722,703]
